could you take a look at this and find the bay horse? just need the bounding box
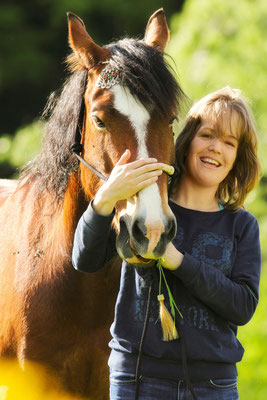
[0,9,184,399]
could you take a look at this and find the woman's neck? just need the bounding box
[171,175,220,212]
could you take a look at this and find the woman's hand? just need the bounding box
[93,149,168,216]
[160,242,184,271]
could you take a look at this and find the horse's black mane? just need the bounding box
[22,38,184,201]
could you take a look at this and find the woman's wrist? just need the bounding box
[160,244,184,270]
[93,189,116,216]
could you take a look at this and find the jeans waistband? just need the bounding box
[108,350,237,382]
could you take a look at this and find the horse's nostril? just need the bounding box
[165,217,177,241]
[132,218,147,243]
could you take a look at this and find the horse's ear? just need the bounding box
[144,8,170,52]
[67,12,109,69]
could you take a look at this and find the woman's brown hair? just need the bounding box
[173,87,261,210]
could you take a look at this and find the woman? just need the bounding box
[72,87,261,399]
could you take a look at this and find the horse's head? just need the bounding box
[67,10,184,263]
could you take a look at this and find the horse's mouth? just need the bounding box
[129,240,154,264]
[131,251,152,264]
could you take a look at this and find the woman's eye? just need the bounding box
[201,133,212,138]
[226,141,236,147]
[92,115,106,129]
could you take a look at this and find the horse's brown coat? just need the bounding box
[0,9,180,399]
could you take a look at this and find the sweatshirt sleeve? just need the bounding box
[72,201,117,273]
[172,215,261,326]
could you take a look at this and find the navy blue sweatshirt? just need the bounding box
[72,201,261,381]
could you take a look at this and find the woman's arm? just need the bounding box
[162,217,261,326]
[72,201,117,272]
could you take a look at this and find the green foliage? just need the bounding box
[0,122,42,178]
[247,182,267,222]
[9,122,43,168]
[0,135,12,163]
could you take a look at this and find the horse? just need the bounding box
[0,9,184,399]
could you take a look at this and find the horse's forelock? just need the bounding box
[108,39,184,118]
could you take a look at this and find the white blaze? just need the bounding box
[111,85,165,250]
[112,86,150,157]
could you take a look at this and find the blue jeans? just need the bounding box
[109,370,239,400]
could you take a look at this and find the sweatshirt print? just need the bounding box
[72,200,261,381]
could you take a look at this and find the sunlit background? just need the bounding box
[0,0,266,399]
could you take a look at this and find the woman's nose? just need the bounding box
[208,138,222,153]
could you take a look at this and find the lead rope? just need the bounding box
[157,260,197,400]
[177,318,198,400]
[157,260,183,341]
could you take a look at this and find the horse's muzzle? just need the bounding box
[116,214,177,264]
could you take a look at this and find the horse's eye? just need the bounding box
[92,115,106,129]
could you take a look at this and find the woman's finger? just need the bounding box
[134,169,163,183]
[115,149,131,166]
[123,157,158,171]
[135,175,159,191]
[133,162,172,176]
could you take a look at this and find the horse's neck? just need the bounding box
[27,173,89,262]
[58,173,89,251]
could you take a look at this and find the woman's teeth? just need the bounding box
[201,157,220,167]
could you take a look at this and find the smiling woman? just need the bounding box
[173,86,260,210]
[183,117,239,195]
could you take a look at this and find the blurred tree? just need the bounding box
[0,0,184,136]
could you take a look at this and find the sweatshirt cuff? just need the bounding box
[83,200,115,228]
[171,252,202,286]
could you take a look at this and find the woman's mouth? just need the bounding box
[200,157,221,168]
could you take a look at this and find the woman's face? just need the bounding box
[185,114,239,190]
